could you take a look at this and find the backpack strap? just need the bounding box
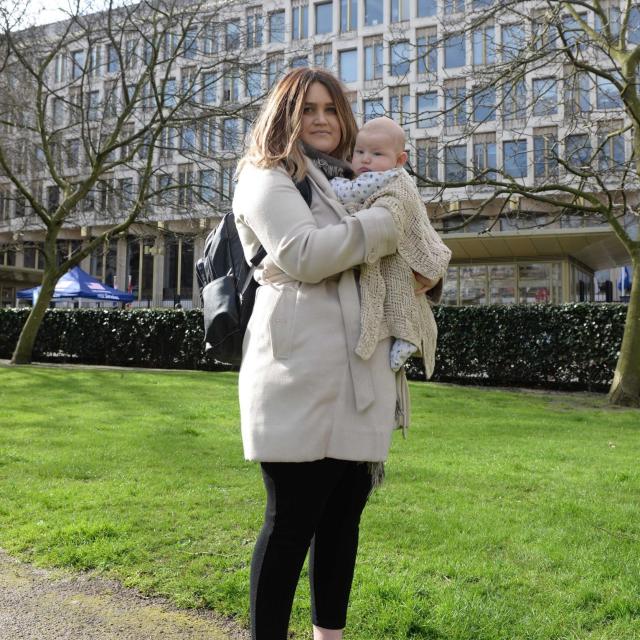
[250,246,267,266]
[248,177,312,268]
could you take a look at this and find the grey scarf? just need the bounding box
[301,142,355,180]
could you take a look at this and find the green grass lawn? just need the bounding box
[0,365,639,640]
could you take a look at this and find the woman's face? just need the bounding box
[299,82,342,155]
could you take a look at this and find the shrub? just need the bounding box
[0,304,627,390]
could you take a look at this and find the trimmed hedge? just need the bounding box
[407,304,626,391]
[0,304,628,391]
[0,308,228,371]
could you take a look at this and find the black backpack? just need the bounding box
[196,177,312,365]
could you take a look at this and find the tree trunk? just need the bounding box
[9,270,58,365]
[608,257,640,407]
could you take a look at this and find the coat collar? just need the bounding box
[304,157,348,221]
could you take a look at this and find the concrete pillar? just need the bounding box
[15,243,24,268]
[116,235,128,293]
[152,234,165,307]
[192,234,205,308]
[80,238,91,273]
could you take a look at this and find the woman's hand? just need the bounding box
[413,271,439,295]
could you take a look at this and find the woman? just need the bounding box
[233,68,438,640]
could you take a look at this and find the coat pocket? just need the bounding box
[268,285,298,360]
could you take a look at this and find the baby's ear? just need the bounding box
[397,150,408,167]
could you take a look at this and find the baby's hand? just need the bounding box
[414,271,438,295]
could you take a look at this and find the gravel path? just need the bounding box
[0,549,249,640]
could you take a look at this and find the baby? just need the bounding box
[331,117,451,374]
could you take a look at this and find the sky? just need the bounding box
[9,0,131,28]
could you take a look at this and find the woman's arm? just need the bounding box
[234,164,397,283]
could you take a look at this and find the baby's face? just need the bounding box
[352,129,404,175]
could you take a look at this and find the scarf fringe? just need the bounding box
[367,461,385,494]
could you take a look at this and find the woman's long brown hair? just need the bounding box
[239,68,358,182]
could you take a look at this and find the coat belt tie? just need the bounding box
[337,269,375,412]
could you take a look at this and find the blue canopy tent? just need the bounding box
[17,266,135,303]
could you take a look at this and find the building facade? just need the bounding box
[0,0,636,308]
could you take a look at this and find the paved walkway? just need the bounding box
[0,550,248,640]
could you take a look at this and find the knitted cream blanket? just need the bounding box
[354,169,452,378]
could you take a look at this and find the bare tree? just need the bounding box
[402,0,640,406]
[0,0,276,364]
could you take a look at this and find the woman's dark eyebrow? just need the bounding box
[303,101,335,107]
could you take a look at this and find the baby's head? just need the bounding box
[351,117,408,175]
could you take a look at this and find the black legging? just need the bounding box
[250,458,372,639]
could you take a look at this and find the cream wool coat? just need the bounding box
[233,158,402,463]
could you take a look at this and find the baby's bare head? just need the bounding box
[352,117,408,174]
[359,117,406,153]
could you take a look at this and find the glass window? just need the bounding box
[442,266,459,305]
[390,40,411,76]
[247,9,264,48]
[267,55,285,87]
[532,78,558,115]
[533,131,558,179]
[416,139,438,183]
[202,72,217,104]
[314,44,333,69]
[473,139,496,179]
[566,133,592,168]
[71,50,85,79]
[472,87,496,122]
[444,34,465,68]
[503,79,526,120]
[183,29,197,59]
[561,14,587,53]
[200,120,216,155]
[489,264,516,305]
[445,144,467,181]
[180,126,197,153]
[87,90,100,120]
[315,2,333,34]
[269,11,285,43]
[417,0,437,17]
[501,24,524,62]
[391,0,410,22]
[596,75,622,109]
[629,6,640,44]
[597,130,625,171]
[363,98,385,121]
[503,140,527,178]
[225,20,241,49]
[292,4,309,40]
[417,28,437,74]
[364,39,383,80]
[445,0,464,14]
[107,44,119,73]
[222,118,240,150]
[390,87,410,129]
[595,5,621,38]
[200,168,216,203]
[245,65,262,98]
[364,0,383,25]
[460,265,487,305]
[291,56,309,68]
[417,91,438,128]
[340,0,358,32]
[163,78,176,107]
[444,83,467,126]
[533,15,556,51]
[565,72,591,114]
[473,26,495,66]
[519,263,551,304]
[339,49,358,83]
